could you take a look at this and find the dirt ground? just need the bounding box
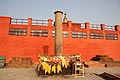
[0,67,120,80]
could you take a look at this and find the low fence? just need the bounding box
[90,24,101,30]
[11,18,28,24]
[11,18,50,26]
[105,25,115,31]
[32,19,48,26]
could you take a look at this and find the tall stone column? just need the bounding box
[54,11,63,56]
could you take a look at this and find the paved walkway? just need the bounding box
[0,67,120,80]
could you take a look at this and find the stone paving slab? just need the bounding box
[0,67,120,80]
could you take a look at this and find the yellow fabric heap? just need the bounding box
[40,56,70,74]
[60,56,69,68]
[42,62,51,74]
[52,64,56,74]
[57,64,62,73]
[48,65,51,74]
[65,60,69,68]
[41,57,50,62]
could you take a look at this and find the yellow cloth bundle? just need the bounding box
[52,65,56,74]
[57,64,62,73]
[42,62,51,74]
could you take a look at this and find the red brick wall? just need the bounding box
[0,16,120,63]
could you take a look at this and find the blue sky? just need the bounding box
[0,0,120,25]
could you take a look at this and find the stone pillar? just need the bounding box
[54,11,63,56]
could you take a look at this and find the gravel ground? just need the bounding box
[0,67,120,80]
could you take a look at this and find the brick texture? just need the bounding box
[0,16,120,63]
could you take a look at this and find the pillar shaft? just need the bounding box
[54,11,63,56]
